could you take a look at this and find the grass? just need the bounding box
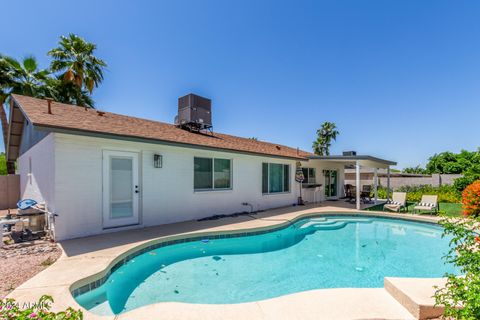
[364,201,463,217]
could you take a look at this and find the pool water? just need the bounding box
[75,215,456,315]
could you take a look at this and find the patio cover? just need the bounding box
[308,155,397,210]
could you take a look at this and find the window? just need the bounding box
[301,168,316,184]
[262,163,290,194]
[194,157,231,190]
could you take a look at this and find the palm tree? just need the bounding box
[0,55,13,151]
[47,77,94,107]
[48,33,106,106]
[312,121,339,156]
[0,55,54,173]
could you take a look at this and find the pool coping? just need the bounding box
[6,205,447,319]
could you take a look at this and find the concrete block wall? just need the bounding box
[345,174,463,190]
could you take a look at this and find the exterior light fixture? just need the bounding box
[154,154,162,168]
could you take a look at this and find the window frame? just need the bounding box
[262,162,291,195]
[194,157,232,191]
[302,167,317,185]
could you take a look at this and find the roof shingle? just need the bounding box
[12,94,312,160]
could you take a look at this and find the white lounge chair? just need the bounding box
[413,195,438,215]
[384,192,407,213]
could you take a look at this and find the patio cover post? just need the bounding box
[386,167,391,201]
[373,168,378,204]
[355,160,361,210]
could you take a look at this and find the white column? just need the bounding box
[355,161,361,210]
[386,167,391,201]
[373,168,378,204]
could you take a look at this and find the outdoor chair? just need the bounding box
[344,184,354,201]
[384,192,407,213]
[360,185,372,203]
[413,195,438,215]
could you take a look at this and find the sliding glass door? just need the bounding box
[324,170,338,199]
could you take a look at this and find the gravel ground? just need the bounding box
[0,240,61,298]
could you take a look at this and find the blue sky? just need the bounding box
[1,0,480,169]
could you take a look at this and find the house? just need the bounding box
[5,94,396,240]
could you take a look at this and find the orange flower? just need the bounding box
[462,180,480,217]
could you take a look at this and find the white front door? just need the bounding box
[103,150,140,228]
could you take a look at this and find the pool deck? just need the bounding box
[7,203,447,319]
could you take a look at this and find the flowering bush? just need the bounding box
[462,180,480,217]
[0,295,82,319]
[435,217,480,319]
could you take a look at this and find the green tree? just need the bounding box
[402,165,427,174]
[312,122,339,156]
[0,34,106,174]
[48,77,94,107]
[0,55,13,152]
[48,33,107,106]
[425,149,480,192]
[426,149,480,174]
[0,55,53,98]
[0,55,56,174]
[0,152,7,175]
[0,55,54,142]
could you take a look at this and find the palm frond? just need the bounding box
[22,55,38,73]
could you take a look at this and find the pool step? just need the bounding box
[298,218,372,230]
[311,221,348,230]
[299,220,339,228]
[384,277,446,320]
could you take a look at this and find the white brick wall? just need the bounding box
[18,132,345,240]
[18,133,56,212]
[51,134,312,240]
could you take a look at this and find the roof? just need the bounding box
[8,94,312,160]
[308,155,397,168]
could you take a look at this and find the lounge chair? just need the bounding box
[413,195,438,215]
[384,192,407,212]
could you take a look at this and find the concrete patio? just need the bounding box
[7,203,446,320]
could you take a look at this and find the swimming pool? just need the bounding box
[74,215,456,315]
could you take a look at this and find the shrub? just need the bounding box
[375,185,461,203]
[402,165,427,174]
[454,174,480,193]
[462,180,480,217]
[434,217,480,319]
[0,295,83,319]
[376,187,393,200]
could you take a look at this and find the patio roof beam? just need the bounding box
[307,155,396,168]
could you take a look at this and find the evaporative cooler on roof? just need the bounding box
[176,93,212,132]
